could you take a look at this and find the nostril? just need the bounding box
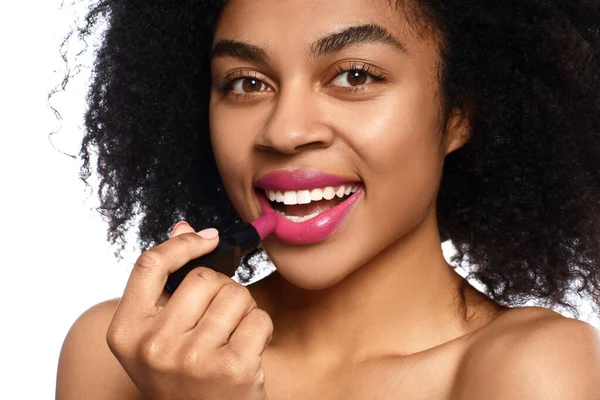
[254,139,329,155]
[254,120,335,155]
[294,140,331,151]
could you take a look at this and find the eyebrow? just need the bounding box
[211,23,408,62]
[211,40,272,64]
[310,24,409,58]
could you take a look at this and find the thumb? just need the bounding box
[159,220,197,307]
[170,220,195,237]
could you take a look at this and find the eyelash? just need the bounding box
[217,63,388,97]
[332,63,387,89]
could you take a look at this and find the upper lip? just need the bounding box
[255,169,361,191]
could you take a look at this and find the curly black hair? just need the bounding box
[76,0,600,318]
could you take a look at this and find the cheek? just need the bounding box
[210,101,246,163]
[339,86,442,174]
[333,86,444,232]
[209,96,272,168]
[209,99,259,208]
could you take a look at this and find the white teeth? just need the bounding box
[297,190,311,204]
[310,188,323,201]
[265,184,360,205]
[283,191,298,205]
[275,209,321,222]
[266,184,362,223]
[323,186,336,200]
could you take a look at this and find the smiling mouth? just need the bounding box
[262,184,361,222]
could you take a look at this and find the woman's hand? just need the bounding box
[106,221,273,400]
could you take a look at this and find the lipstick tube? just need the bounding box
[164,213,277,293]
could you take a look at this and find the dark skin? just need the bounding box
[209,0,503,374]
[56,0,600,399]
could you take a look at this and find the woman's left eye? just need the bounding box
[330,69,374,88]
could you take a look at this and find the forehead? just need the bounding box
[214,0,421,52]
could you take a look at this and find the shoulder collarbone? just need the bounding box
[455,308,600,400]
[56,298,143,400]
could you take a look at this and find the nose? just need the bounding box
[254,86,334,155]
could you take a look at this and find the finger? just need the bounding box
[187,282,257,346]
[157,290,171,308]
[157,267,236,332]
[159,221,203,308]
[117,230,220,321]
[227,308,274,357]
[170,220,195,238]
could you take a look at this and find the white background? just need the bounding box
[1,1,136,398]
[0,1,598,398]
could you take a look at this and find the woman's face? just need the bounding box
[209,0,468,289]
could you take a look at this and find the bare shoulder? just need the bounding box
[56,298,143,400]
[454,306,600,399]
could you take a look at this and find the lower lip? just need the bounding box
[257,187,363,245]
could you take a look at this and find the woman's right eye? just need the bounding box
[229,77,270,94]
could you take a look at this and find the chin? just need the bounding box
[260,238,370,291]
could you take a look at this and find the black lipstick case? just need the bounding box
[164,222,260,293]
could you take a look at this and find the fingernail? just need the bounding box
[170,220,189,235]
[197,228,219,239]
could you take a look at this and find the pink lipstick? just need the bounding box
[256,169,357,191]
[164,213,277,293]
[256,170,363,245]
[257,188,361,245]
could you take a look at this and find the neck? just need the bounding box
[248,212,500,367]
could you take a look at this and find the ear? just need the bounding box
[443,107,471,155]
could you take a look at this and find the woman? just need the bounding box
[57,0,600,398]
